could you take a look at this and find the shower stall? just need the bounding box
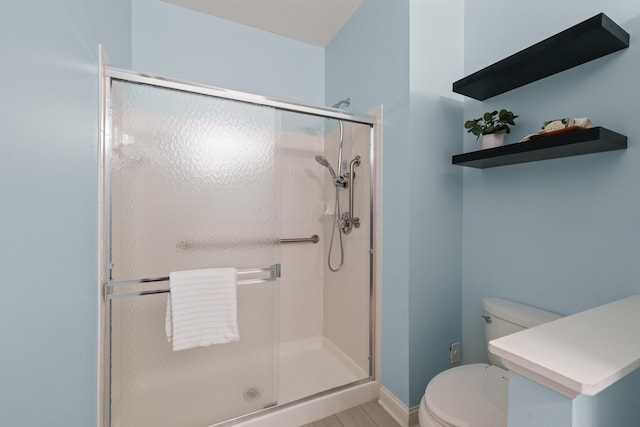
[99,67,379,426]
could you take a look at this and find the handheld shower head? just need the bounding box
[315,155,337,180]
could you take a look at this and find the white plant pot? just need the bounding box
[482,133,505,149]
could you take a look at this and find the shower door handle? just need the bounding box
[348,156,361,229]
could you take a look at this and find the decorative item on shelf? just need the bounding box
[464,109,518,149]
[518,117,592,142]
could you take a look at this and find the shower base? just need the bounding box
[234,337,380,427]
[278,336,367,404]
[235,336,376,426]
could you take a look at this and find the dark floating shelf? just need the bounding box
[453,13,630,100]
[452,127,627,169]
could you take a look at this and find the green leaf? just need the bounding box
[466,109,517,141]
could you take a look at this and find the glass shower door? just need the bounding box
[107,79,281,427]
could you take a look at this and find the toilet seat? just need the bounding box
[421,363,508,427]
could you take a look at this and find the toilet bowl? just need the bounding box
[418,298,562,427]
[419,364,507,427]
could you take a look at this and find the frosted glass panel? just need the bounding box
[108,80,280,427]
[110,80,280,278]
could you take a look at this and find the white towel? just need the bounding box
[165,267,239,351]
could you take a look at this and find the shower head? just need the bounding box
[315,154,331,167]
[331,98,351,110]
[315,155,337,180]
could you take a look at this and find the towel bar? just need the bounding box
[104,264,281,300]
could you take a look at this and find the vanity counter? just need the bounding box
[489,295,640,398]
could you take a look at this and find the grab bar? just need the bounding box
[348,155,361,229]
[104,264,281,300]
[280,234,319,244]
[176,235,319,251]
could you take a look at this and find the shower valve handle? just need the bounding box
[334,176,348,188]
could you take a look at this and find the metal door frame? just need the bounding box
[98,65,377,427]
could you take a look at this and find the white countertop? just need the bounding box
[488,295,640,398]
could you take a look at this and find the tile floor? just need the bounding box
[300,400,401,427]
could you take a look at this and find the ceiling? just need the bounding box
[162,0,364,47]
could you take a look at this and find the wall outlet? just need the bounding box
[449,342,461,364]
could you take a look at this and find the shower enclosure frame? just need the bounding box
[98,65,378,427]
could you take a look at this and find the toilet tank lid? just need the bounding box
[483,297,562,328]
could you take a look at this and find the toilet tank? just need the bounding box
[483,297,562,368]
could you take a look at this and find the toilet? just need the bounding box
[418,297,562,427]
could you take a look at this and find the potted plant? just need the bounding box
[464,109,518,149]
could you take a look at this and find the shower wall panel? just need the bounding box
[278,131,325,343]
[322,122,372,374]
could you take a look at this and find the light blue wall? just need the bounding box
[132,0,325,105]
[572,368,640,426]
[462,1,640,365]
[326,0,412,405]
[326,0,464,407]
[508,374,574,427]
[0,1,131,426]
[408,0,464,407]
[509,370,640,427]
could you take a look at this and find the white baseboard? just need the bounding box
[409,405,420,427]
[378,387,421,427]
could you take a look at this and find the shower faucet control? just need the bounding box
[333,175,348,189]
[339,212,354,234]
[315,154,348,188]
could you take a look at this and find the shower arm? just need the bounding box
[348,156,361,229]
